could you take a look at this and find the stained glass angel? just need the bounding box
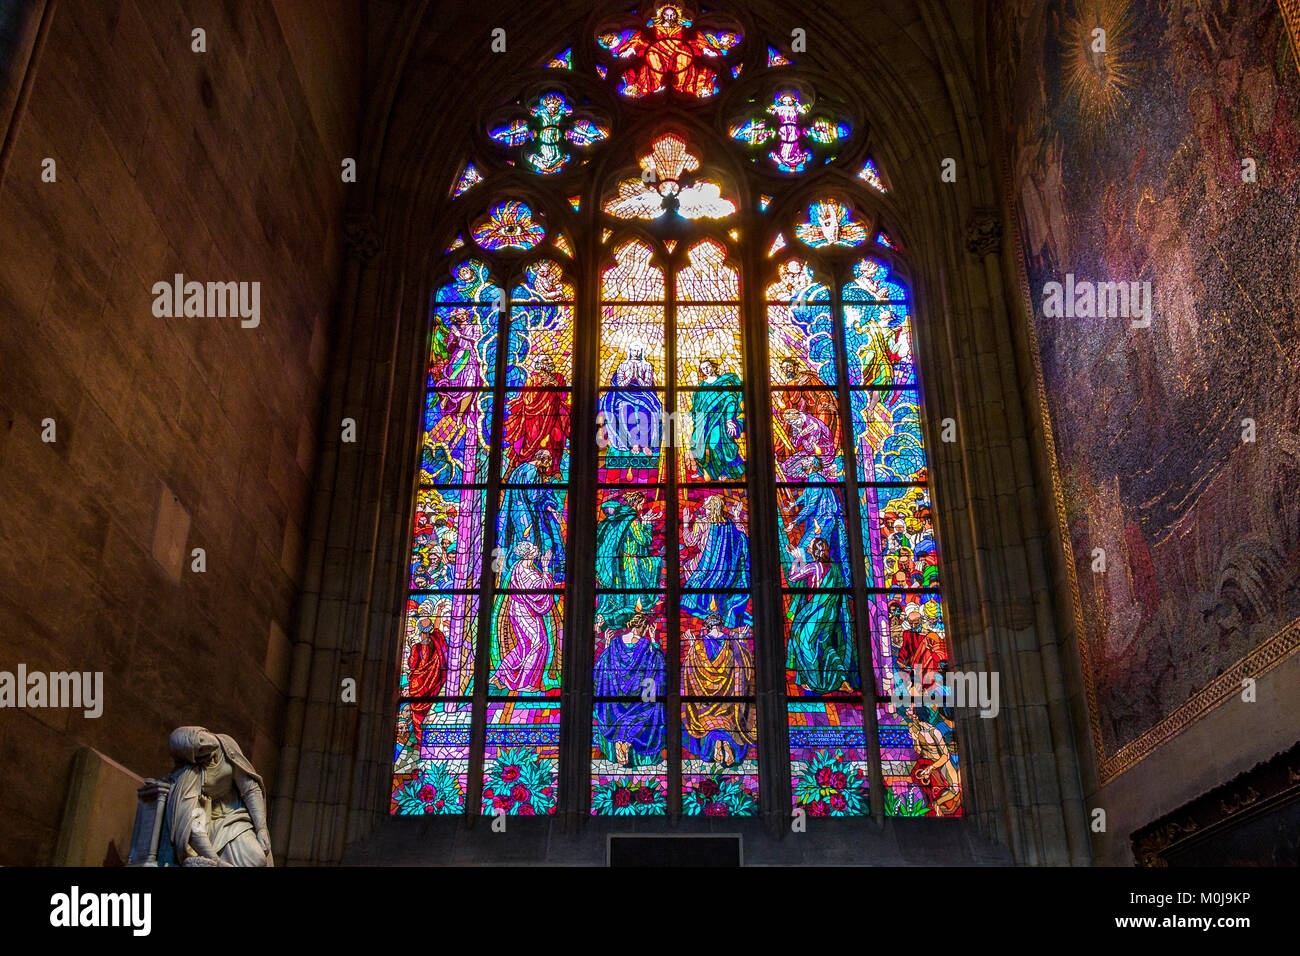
[489,93,609,175]
[730,91,850,173]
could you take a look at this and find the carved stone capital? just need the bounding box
[344,213,381,262]
[964,210,1003,257]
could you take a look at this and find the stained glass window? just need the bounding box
[395,12,958,824]
[593,235,757,816]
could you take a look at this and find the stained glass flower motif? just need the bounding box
[603,133,736,221]
[794,199,868,248]
[489,93,609,175]
[730,90,850,173]
[596,4,741,99]
[472,201,547,251]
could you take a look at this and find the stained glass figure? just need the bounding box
[767,259,835,385]
[679,489,750,602]
[843,301,914,386]
[451,162,483,198]
[678,386,745,482]
[445,234,465,252]
[766,45,792,66]
[680,597,758,815]
[488,586,563,695]
[843,256,908,302]
[866,592,947,704]
[489,92,609,175]
[795,198,869,247]
[501,386,572,480]
[422,391,493,486]
[401,595,481,700]
[411,488,485,590]
[545,48,573,69]
[603,133,736,220]
[428,305,496,389]
[783,585,858,696]
[472,200,547,250]
[436,258,500,304]
[679,598,755,696]
[772,392,843,481]
[876,230,896,248]
[858,158,888,193]
[591,609,669,815]
[730,90,850,173]
[861,487,939,589]
[776,485,850,586]
[877,704,960,816]
[496,486,568,586]
[597,4,740,99]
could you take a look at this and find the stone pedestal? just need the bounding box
[126,779,172,867]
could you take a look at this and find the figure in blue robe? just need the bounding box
[593,614,666,766]
[498,453,566,578]
[687,365,744,479]
[598,349,663,454]
[594,491,660,628]
[680,494,750,627]
[786,459,846,574]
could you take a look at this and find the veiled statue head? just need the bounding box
[169,726,220,768]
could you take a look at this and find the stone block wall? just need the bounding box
[0,0,361,865]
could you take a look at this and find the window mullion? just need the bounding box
[466,288,515,820]
[665,256,683,818]
[830,278,888,823]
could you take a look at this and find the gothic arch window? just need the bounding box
[392,2,962,822]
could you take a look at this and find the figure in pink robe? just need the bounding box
[490,543,559,693]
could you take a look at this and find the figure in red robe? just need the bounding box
[504,356,570,475]
[776,359,839,447]
[600,4,738,99]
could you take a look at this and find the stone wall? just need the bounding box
[0,0,361,866]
